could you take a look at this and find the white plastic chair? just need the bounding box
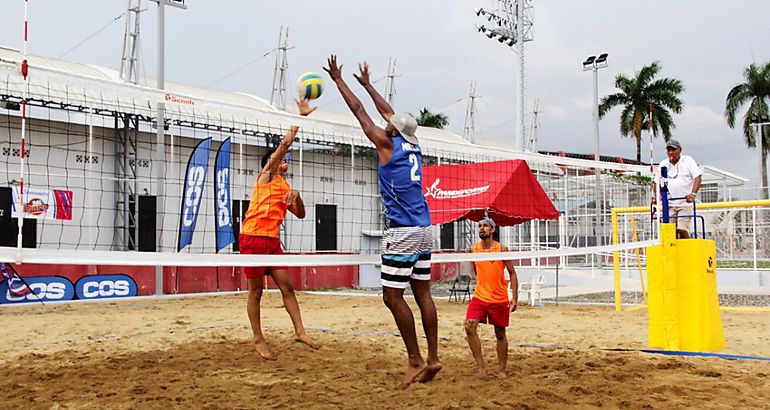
[527,274,545,306]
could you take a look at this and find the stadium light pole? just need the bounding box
[474,1,533,151]
[152,0,186,295]
[583,53,608,251]
[750,114,770,199]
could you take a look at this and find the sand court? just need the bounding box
[1,292,769,409]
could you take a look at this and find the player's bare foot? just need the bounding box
[476,366,487,377]
[400,362,428,388]
[418,361,443,383]
[497,370,507,379]
[252,337,277,360]
[294,333,321,350]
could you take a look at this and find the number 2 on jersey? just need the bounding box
[408,153,420,182]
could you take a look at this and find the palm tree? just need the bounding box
[598,61,685,163]
[415,108,449,129]
[724,62,770,200]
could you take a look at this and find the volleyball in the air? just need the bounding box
[297,71,324,100]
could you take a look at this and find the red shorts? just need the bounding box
[239,234,286,279]
[466,297,510,327]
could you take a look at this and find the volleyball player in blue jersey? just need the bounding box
[325,55,441,387]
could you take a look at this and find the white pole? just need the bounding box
[752,207,758,272]
[16,0,30,261]
[154,0,166,292]
[299,133,304,192]
[239,139,244,244]
[239,141,244,200]
[88,109,94,249]
[516,0,525,151]
[755,122,770,199]
[169,120,174,189]
[593,66,602,251]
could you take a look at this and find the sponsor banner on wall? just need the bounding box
[0,276,75,304]
[178,137,212,251]
[0,273,138,304]
[214,138,235,252]
[11,188,73,220]
[74,274,138,300]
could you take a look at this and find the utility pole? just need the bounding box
[528,98,540,152]
[120,0,142,84]
[270,26,290,111]
[463,81,479,143]
[119,0,143,84]
[384,58,398,106]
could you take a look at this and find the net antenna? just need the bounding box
[270,26,291,111]
[463,81,479,144]
[119,0,143,84]
[16,0,31,261]
[474,0,534,151]
[383,57,399,105]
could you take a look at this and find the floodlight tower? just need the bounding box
[583,53,609,248]
[474,0,533,151]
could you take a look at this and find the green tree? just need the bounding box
[415,107,449,129]
[724,62,770,199]
[599,61,685,163]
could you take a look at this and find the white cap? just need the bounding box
[389,112,419,145]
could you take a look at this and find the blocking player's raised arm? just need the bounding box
[324,55,392,159]
[354,62,395,122]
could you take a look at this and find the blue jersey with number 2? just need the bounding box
[378,135,431,227]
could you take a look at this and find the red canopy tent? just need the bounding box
[422,159,559,226]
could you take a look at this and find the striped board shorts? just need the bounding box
[381,226,433,289]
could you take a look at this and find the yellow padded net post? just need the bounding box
[647,223,725,352]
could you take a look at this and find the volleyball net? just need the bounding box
[0,104,653,258]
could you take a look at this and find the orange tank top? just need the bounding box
[471,240,509,303]
[241,174,290,238]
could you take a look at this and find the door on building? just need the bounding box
[137,195,156,252]
[0,187,37,248]
[315,204,337,251]
[440,222,455,250]
[231,199,250,252]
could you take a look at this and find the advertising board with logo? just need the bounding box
[0,274,137,304]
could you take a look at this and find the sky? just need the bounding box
[1,0,769,190]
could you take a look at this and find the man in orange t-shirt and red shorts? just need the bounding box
[464,217,519,378]
[240,99,320,360]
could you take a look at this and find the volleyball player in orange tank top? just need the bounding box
[464,217,519,379]
[240,99,320,360]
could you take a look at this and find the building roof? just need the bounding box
[0,45,651,174]
[700,165,750,186]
